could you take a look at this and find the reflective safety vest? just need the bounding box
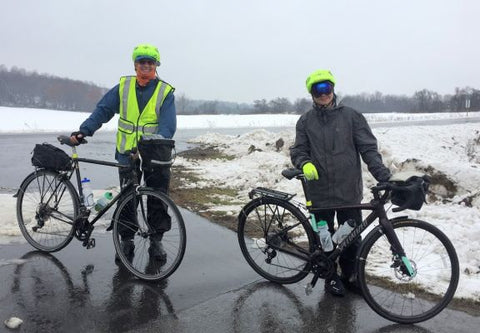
[116,76,173,154]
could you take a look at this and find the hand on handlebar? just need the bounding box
[70,131,86,145]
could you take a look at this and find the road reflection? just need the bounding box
[232,281,356,333]
[105,264,177,331]
[11,251,177,332]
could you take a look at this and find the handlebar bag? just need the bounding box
[391,175,430,211]
[137,137,175,169]
[31,143,72,171]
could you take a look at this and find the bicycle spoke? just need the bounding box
[112,189,186,281]
[359,219,459,324]
[17,170,77,252]
[238,197,314,284]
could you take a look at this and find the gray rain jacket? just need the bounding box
[290,104,391,207]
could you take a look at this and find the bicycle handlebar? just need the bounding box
[57,135,88,147]
[281,167,418,211]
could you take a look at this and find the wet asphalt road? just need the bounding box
[1,209,479,333]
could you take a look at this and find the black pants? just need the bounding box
[314,208,362,279]
[117,160,172,240]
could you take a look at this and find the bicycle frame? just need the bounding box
[51,137,144,245]
[69,154,133,227]
[250,174,415,282]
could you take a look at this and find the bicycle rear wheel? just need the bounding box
[16,170,78,252]
[357,218,459,324]
[237,197,316,284]
[112,189,186,281]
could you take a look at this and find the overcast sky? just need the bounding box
[1,0,479,104]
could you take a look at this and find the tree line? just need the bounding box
[249,88,479,114]
[1,65,478,114]
[0,65,107,112]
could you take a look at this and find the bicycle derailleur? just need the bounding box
[74,207,95,249]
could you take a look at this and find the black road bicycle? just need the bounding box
[14,135,186,281]
[237,168,459,324]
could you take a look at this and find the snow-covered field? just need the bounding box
[0,106,479,302]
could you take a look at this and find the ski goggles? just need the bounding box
[311,81,334,97]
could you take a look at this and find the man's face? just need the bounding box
[134,59,157,74]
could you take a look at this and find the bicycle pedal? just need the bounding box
[85,238,96,249]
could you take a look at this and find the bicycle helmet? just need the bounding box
[390,175,430,211]
[132,43,160,66]
[306,69,336,93]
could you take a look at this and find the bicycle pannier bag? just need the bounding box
[137,137,175,169]
[391,175,430,211]
[31,143,72,171]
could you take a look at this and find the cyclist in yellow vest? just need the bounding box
[70,43,176,262]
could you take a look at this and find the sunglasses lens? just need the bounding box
[312,82,333,96]
[138,59,155,65]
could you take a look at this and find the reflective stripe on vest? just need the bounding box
[116,76,173,154]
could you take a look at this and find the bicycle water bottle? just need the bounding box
[332,218,356,244]
[310,213,318,232]
[94,192,113,212]
[317,220,333,252]
[81,178,95,208]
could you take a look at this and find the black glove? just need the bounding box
[70,131,86,144]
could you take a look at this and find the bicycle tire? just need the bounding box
[357,218,459,324]
[112,188,186,281]
[16,170,78,252]
[237,196,316,284]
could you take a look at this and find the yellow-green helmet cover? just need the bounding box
[132,44,160,65]
[306,69,336,93]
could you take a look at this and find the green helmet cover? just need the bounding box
[132,44,160,65]
[306,69,336,93]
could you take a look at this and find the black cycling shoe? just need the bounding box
[149,240,167,262]
[115,239,135,263]
[325,274,346,297]
[341,275,362,295]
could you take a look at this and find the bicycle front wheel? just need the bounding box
[237,197,316,284]
[16,170,78,252]
[112,189,186,281]
[357,218,459,324]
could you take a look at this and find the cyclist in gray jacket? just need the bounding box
[290,69,391,296]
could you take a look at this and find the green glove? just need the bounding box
[302,162,319,181]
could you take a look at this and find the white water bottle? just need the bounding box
[332,219,356,244]
[317,220,333,252]
[94,192,113,212]
[81,178,94,208]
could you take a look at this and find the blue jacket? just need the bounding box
[79,78,176,162]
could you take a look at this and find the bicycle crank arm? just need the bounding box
[305,273,320,295]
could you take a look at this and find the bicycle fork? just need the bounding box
[379,215,416,278]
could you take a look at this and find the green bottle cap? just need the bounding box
[317,220,327,227]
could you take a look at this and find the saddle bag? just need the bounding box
[31,143,72,171]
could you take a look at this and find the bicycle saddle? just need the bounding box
[281,168,302,180]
